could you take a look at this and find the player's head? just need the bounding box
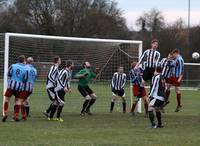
[59,60,67,70]
[167,52,173,59]
[66,60,74,70]
[53,56,61,65]
[18,55,26,64]
[151,39,159,50]
[172,49,180,58]
[27,57,34,64]
[118,66,124,74]
[154,66,162,75]
[131,62,137,68]
[83,61,91,69]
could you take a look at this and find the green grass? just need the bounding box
[0,81,200,146]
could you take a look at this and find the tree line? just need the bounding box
[0,0,200,62]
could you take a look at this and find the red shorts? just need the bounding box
[166,76,181,87]
[132,85,146,97]
[19,91,32,99]
[4,89,20,98]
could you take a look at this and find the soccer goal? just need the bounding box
[0,33,143,114]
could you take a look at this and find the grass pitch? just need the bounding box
[0,81,200,146]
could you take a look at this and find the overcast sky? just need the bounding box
[115,0,200,29]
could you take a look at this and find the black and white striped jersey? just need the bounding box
[46,65,59,89]
[138,49,160,69]
[149,74,165,101]
[55,68,72,92]
[160,58,175,79]
[111,72,126,91]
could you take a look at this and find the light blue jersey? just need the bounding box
[25,64,37,92]
[174,55,184,78]
[7,63,27,91]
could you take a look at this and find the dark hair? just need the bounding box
[18,55,25,63]
[53,56,60,64]
[59,60,67,70]
[151,39,159,44]
[66,60,73,67]
[172,49,180,54]
[156,67,162,73]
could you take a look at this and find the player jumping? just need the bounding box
[110,66,127,113]
[135,39,160,83]
[165,49,184,112]
[75,62,99,116]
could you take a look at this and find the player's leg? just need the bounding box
[174,85,182,112]
[78,85,90,115]
[130,85,139,115]
[110,90,117,113]
[13,97,23,122]
[2,89,13,121]
[23,97,30,117]
[85,93,97,115]
[140,87,148,115]
[56,90,65,122]
[119,89,126,113]
[44,88,55,117]
[148,97,156,128]
[155,107,163,128]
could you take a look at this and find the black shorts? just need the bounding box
[149,97,164,107]
[47,87,56,101]
[112,89,125,97]
[55,89,66,105]
[78,85,94,97]
[143,68,155,81]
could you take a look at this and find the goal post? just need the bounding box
[1,33,143,114]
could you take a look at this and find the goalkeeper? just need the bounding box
[75,62,99,116]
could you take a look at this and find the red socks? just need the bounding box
[21,105,27,120]
[13,105,20,119]
[177,94,181,106]
[144,102,148,114]
[131,102,137,113]
[3,101,9,116]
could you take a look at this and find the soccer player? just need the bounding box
[165,49,184,112]
[21,57,37,119]
[48,60,74,122]
[129,63,148,116]
[43,56,61,117]
[135,39,160,82]
[75,62,98,116]
[2,55,27,122]
[148,67,165,128]
[110,66,127,113]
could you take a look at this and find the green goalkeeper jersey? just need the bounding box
[75,68,96,87]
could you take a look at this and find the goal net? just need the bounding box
[0,33,143,114]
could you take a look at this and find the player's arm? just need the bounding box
[7,65,13,78]
[111,73,116,90]
[129,69,138,83]
[74,70,88,79]
[121,74,126,89]
[177,59,184,82]
[136,51,147,68]
[155,52,161,68]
